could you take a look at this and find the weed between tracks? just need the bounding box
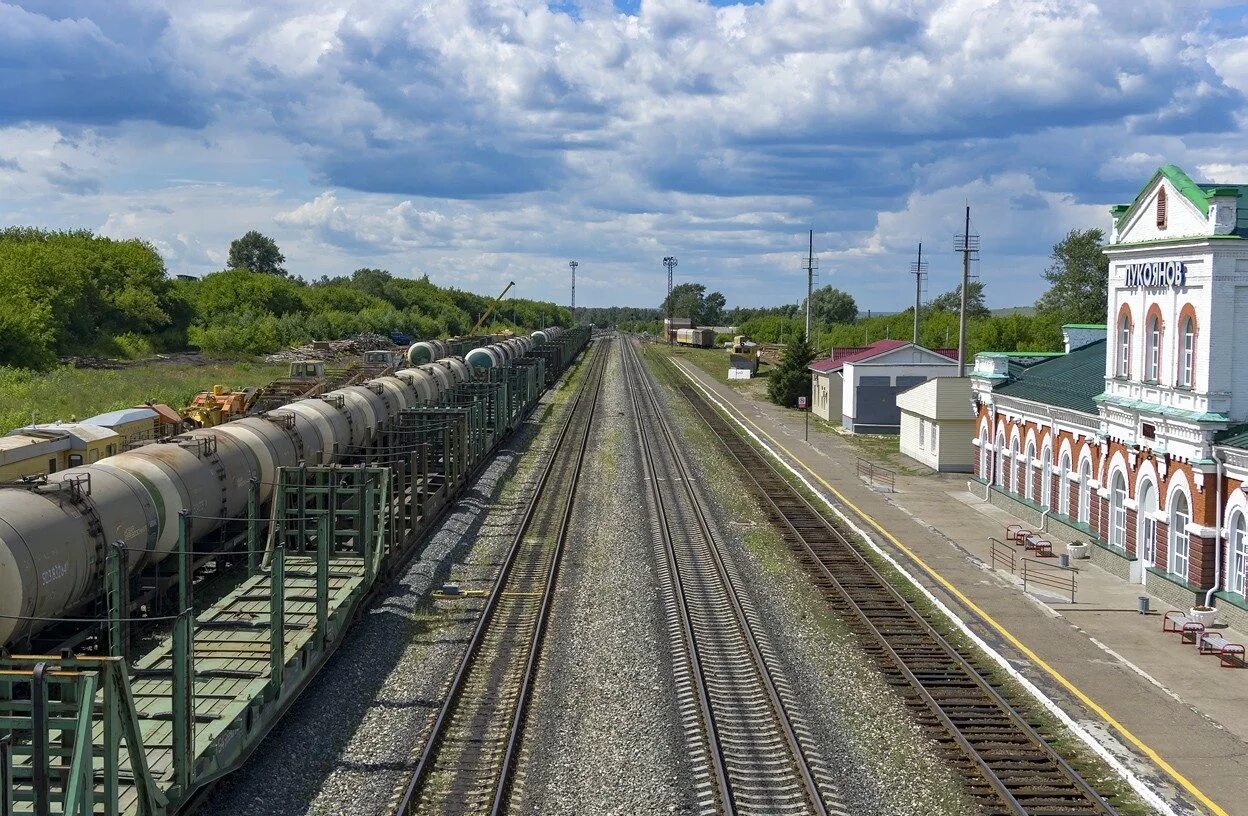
[639,343,1153,816]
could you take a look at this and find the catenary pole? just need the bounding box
[957,206,971,376]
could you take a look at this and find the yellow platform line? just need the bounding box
[671,358,1226,816]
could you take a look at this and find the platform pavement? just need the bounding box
[669,357,1248,816]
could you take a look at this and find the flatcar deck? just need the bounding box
[0,548,374,816]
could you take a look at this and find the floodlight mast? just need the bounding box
[663,256,678,342]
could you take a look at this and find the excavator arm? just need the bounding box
[471,281,515,333]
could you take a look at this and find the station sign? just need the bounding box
[1124,260,1186,288]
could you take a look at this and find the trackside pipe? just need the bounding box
[1206,451,1224,608]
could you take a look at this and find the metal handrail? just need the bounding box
[989,537,1076,602]
[855,458,896,492]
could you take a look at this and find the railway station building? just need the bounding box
[971,165,1248,629]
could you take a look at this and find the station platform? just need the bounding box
[669,356,1247,816]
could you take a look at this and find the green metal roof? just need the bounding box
[1215,424,1248,449]
[994,340,1107,414]
[1112,164,1248,238]
[1062,323,1107,330]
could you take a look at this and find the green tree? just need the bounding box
[661,282,727,325]
[807,285,858,325]
[767,330,814,408]
[1035,228,1109,324]
[929,279,989,320]
[228,231,287,276]
[703,291,726,325]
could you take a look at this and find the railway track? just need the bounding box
[662,355,1118,816]
[622,339,844,816]
[392,336,610,816]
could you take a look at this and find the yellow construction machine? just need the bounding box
[180,385,259,428]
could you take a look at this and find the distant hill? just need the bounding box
[991,306,1036,317]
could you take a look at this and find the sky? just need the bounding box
[5,1,1248,312]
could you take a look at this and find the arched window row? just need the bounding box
[1116,302,1198,388]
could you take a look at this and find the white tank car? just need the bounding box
[0,336,478,644]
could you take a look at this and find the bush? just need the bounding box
[112,332,155,360]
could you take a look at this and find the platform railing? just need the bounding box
[988,537,1077,602]
[855,458,896,492]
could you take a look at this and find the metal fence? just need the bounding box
[988,537,1076,603]
[856,458,896,492]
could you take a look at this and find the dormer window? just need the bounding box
[1156,186,1167,229]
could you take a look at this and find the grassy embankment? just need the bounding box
[0,360,288,434]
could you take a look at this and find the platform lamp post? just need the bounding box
[663,256,678,343]
[568,260,578,325]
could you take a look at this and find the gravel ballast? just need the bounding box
[198,355,593,816]
[645,346,977,816]
[510,341,694,815]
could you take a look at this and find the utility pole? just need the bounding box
[954,205,980,377]
[663,256,678,341]
[802,230,818,339]
[910,241,927,345]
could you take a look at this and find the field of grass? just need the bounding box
[650,342,772,400]
[0,359,289,434]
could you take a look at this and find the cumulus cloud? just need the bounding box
[0,1,207,126]
[2,0,1248,309]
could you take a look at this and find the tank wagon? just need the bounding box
[0,325,592,816]
[0,327,586,648]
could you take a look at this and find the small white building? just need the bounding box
[897,377,975,471]
[809,340,959,433]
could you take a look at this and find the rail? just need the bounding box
[670,362,1115,816]
[989,538,1077,603]
[626,340,833,816]
[855,458,896,492]
[392,336,610,816]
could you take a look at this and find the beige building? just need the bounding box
[897,377,975,471]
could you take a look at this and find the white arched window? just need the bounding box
[1170,491,1190,579]
[1010,438,1022,494]
[1178,316,1195,388]
[1025,441,1036,501]
[979,428,989,480]
[1058,452,1071,516]
[1078,458,1092,524]
[1231,511,1247,597]
[995,432,1006,487]
[1118,313,1132,378]
[1146,315,1161,382]
[1109,471,1127,550]
[1041,444,1052,509]
[1137,480,1157,569]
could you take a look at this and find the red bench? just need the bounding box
[1162,610,1206,645]
[1198,632,1246,668]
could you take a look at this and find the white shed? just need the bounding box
[810,340,959,433]
[897,377,975,471]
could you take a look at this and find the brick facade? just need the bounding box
[976,406,1222,591]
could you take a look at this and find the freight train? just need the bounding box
[0,327,573,647]
[675,327,717,348]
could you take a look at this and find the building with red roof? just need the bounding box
[808,340,959,433]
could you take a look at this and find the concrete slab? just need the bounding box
[668,355,1247,816]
